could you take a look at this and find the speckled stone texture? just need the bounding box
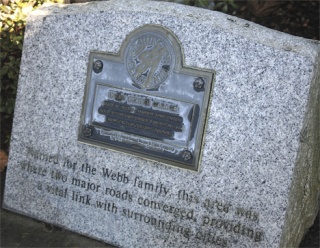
[3,0,320,247]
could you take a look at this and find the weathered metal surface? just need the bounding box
[79,25,214,171]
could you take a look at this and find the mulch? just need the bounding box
[233,0,319,40]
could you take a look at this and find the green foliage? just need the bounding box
[0,0,61,146]
[214,0,238,13]
[1,0,37,146]
[1,0,42,119]
[194,0,209,8]
[159,0,238,13]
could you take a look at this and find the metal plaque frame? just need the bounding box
[78,25,214,171]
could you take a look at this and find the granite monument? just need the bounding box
[3,0,320,247]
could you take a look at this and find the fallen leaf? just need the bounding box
[0,150,8,172]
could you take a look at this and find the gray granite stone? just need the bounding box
[3,0,320,247]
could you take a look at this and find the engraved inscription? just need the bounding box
[108,90,179,112]
[19,146,266,247]
[96,100,183,140]
[99,131,177,153]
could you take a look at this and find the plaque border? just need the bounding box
[78,24,215,171]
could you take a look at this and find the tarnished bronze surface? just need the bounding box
[79,25,214,171]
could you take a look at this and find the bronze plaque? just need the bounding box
[79,25,214,171]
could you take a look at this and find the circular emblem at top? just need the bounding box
[125,30,174,90]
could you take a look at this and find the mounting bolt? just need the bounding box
[193,77,205,90]
[182,150,193,161]
[83,126,93,137]
[93,60,103,73]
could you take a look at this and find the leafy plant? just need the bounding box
[156,0,238,13]
[214,0,238,13]
[0,0,62,147]
[194,0,209,8]
[1,1,33,116]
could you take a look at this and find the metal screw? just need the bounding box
[193,77,205,90]
[83,126,93,137]
[182,150,193,161]
[93,60,103,73]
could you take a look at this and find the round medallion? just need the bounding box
[125,31,174,90]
